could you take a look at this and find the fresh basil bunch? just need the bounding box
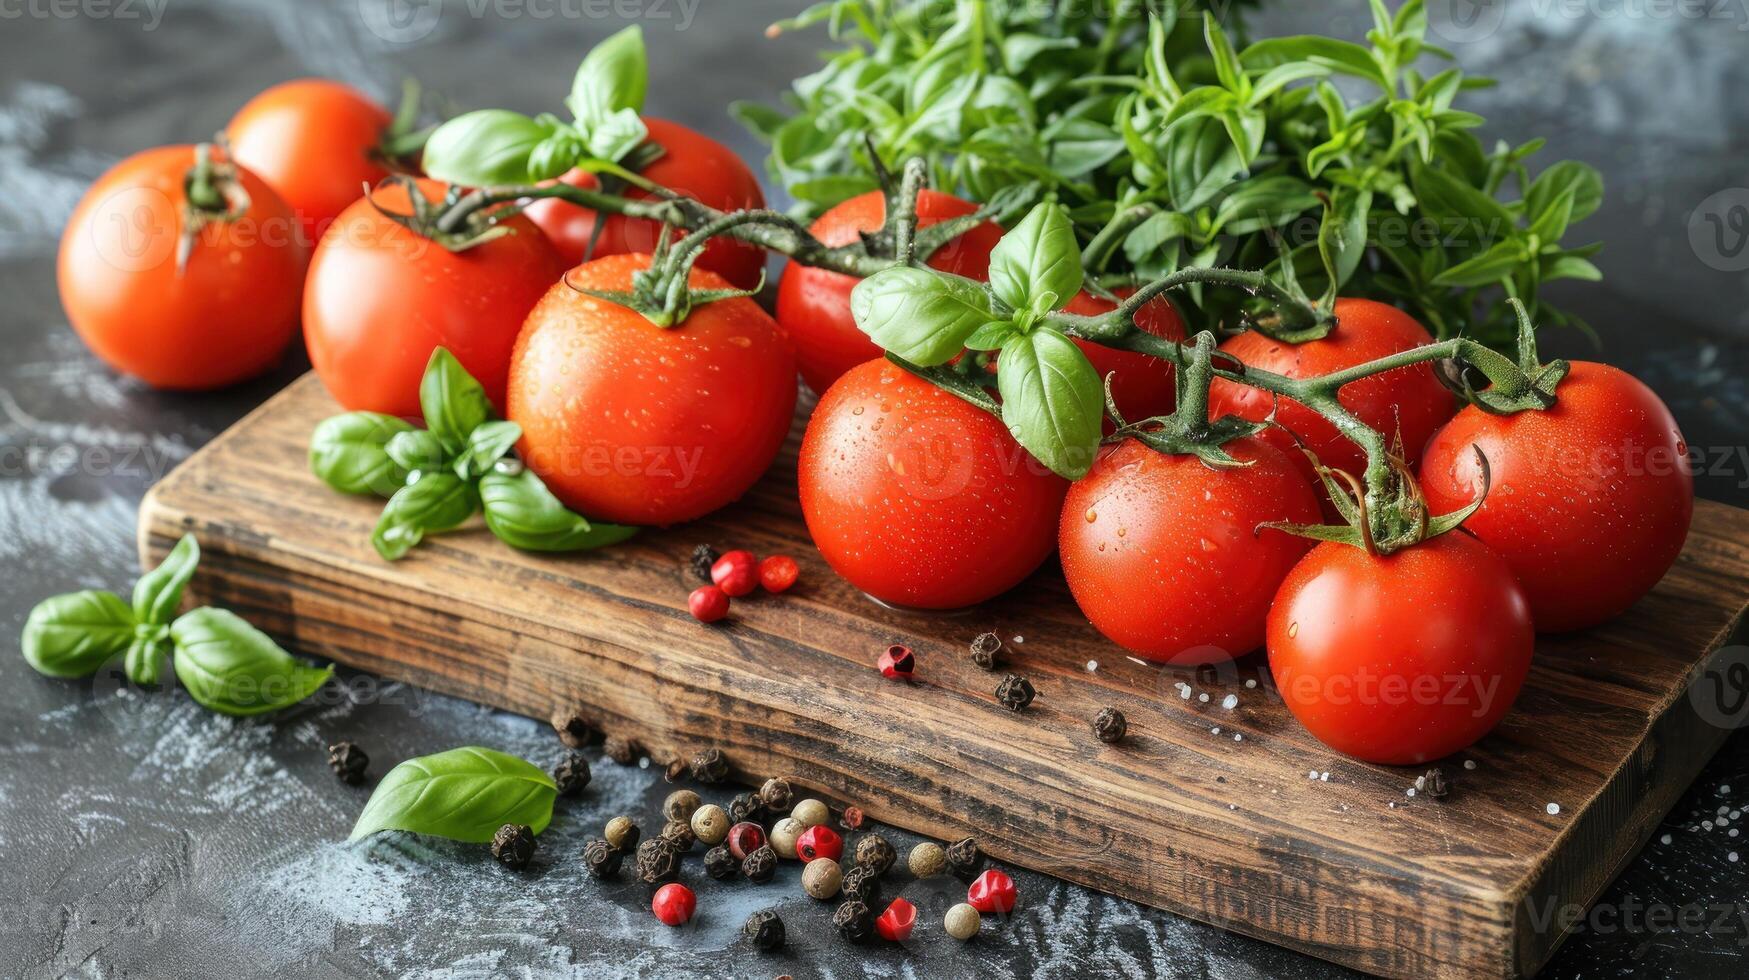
[309,348,637,561]
[423,25,651,187]
[744,0,1603,347]
[350,746,557,843]
[20,534,336,716]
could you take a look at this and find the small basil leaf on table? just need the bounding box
[996,328,1104,480]
[479,469,640,552]
[21,590,135,678]
[419,348,494,454]
[850,267,996,366]
[169,607,334,716]
[458,420,523,481]
[124,627,170,687]
[350,746,558,843]
[372,473,480,561]
[988,201,1083,314]
[310,413,415,497]
[132,533,200,625]
[385,429,447,475]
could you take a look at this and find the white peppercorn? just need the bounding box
[792,798,830,828]
[690,803,729,845]
[802,857,842,899]
[909,842,947,879]
[945,902,981,940]
[769,817,804,859]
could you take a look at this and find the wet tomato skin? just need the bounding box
[57,145,308,390]
[1060,438,1320,664]
[509,253,797,527]
[798,358,1068,610]
[303,179,564,418]
[228,79,392,245]
[1208,298,1455,477]
[525,118,767,290]
[1419,361,1693,632]
[776,190,1003,395]
[1267,532,1534,765]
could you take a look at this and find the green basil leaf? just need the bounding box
[133,533,200,626]
[458,421,523,481]
[351,746,557,843]
[1214,175,1319,235]
[420,348,493,454]
[1319,186,1374,293]
[527,127,587,182]
[1241,36,1391,93]
[125,630,169,687]
[988,202,1083,314]
[422,110,557,187]
[21,590,134,678]
[386,429,446,475]
[568,25,648,128]
[1165,115,1246,212]
[996,329,1103,480]
[962,320,1020,352]
[583,107,649,165]
[479,469,640,552]
[311,413,416,497]
[1432,239,1525,288]
[1525,160,1603,226]
[850,267,997,366]
[1041,117,1125,179]
[373,473,479,562]
[170,608,333,717]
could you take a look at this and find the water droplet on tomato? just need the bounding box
[1288,622,1299,638]
[1084,508,1098,523]
[1199,537,1217,552]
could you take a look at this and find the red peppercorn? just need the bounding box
[795,825,843,863]
[726,821,767,861]
[711,550,759,597]
[877,644,915,681]
[875,898,917,942]
[758,554,799,593]
[689,585,730,623]
[651,883,696,926]
[967,869,1017,914]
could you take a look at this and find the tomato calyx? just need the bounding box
[373,78,440,173]
[370,174,527,252]
[176,141,253,273]
[564,212,773,327]
[1440,299,1571,416]
[1266,446,1492,556]
[1105,331,1268,470]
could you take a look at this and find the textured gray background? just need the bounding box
[2,1,1748,977]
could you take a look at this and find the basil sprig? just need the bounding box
[350,746,558,843]
[310,348,637,561]
[852,202,1104,480]
[423,25,649,186]
[20,535,334,716]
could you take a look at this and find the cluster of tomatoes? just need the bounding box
[60,77,1695,768]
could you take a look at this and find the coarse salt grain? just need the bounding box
[1308,770,1319,780]
[1406,788,1417,798]
[1320,772,1330,782]
[1221,694,1238,710]
[1245,679,1257,689]
[1234,733,1243,741]
[1198,693,1210,703]
[1012,635,1024,644]
[1086,660,1098,672]
[1546,803,1561,815]
[1732,852,1741,863]
[1211,727,1221,735]
[1463,760,1477,770]
[1661,834,1673,845]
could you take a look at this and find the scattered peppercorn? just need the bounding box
[491,824,536,870]
[651,883,696,927]
[744,908,786,951]
[663,789,702,822]
[711,550,760,597]
[759,555,800,594]
[875,897,917,942]
[797,825,843,863]
[603,734,639,765]
[728,790,765,825]
[689,543,720,582]
[636,837,681,884]
[969,631,1003,670]
[967,868,1018,914]
[727,821,767,861]
[690,804,729,845]
[840,805,865,831]
[802,857,842,899]
[1423,767,1450,799]
[996,673,1036,710]
[742,844,778,883]
[553,753,592,796]
[855,834,896,875]
[840,865,882,905]
[689,584,730,623]
[1092,707,1128,744]
[704,844,738,880]
[583,838,622,878]
[690,747,730,784]
[944,902,981,940]
[604,816,640,852]
[326,741,368,785]
[661,819,697,852]
[663,758,688,783]
[769,817,804,859]
[946,837,983,881]
[792,798,830,828]
[759,776,794,813]
[908,842,946,879]
[877,644,915,680]
[833,900,874,942]
[549,710,594,749]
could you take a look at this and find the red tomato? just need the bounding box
[509,253,797,526]
[304,179,564,418]
[1208,298,1455,478]
[776,190,1003,394]
[1420,362,1693,632]
[799,359,1067,609]
[525,118,766,289]
[57,145,307,390]
[228,79,392,245]
[1060,438,1319,664]
[1060,290,1185,425]
[1267,532,1534,765]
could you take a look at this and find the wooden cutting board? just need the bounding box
[138,373,1749,979]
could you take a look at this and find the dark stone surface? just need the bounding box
[1,2,1746,977]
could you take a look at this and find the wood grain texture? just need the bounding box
[139,374,1749,979]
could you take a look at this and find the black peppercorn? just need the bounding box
[550,710,594,749]
[583,838,622,878]
[742,844,778,883]
[326,741,368,785]
[663,758,688,783]
[833,900,874,942]
[603,734,639,765]
[727,790,765,825]
[759,777,794,813]
[969,631,1003,670]
[839,865,881,905]
[1423,767,1450,799]
[995,673,1035,710]
[704,844,738,880]
[553,753,592,796]
[491,824,536,870]
[945,836,983,881]
[1092,707,1127,743]
[690,543,720,582]
[690,747,730,784]
[855,834,896,875]
[743,908,785,951]
[661,819,697,852]
[636,837,681,884]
